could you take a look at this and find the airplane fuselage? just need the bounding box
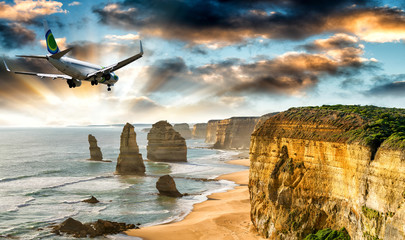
[48,56,118,85]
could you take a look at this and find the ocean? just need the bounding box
[0,126,247,239]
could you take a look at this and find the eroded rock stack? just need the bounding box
[115,123,145,175]
[156,175,183,197]
[88,134,103,161]
[147,121,187,162]
[213,117,259,149]
[249,106,405,239]
[192,123,207,139]
[205,120,220,144]
[173,123,192,139]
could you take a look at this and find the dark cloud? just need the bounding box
[366,74,405,97]
[139,34,376,96]
[91,0,404,45]
[0,22,36,49]
[141,57,196,94]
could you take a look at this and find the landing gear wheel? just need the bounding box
[91,80,94,86]
[95,80,98,85]
[107,87,111,91]
[107,84,111,91]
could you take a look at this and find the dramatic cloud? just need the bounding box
[0,0,67,22]
[0,22,36,49]
[139,34,376,96]
[367,74,405,97]
[93,0,405,46]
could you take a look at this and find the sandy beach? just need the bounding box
[126,158,264,240]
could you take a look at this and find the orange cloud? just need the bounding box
[0,0,67,22]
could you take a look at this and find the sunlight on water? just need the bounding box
[0,126,246,239]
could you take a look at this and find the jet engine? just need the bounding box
[67,79,82,88]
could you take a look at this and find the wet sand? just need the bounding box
[126,159,264,240]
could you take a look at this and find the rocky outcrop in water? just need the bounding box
[82,196,99,204]
[115,123,145,175]
[88,134,103,161]
[173,123,192,139]
[249,106,405,239]
[213,117,259,149]
[156,175,183,198]
[205,120,220,144]
[147,121,187,162]
[192,123,207,139]
[52,217,137,238]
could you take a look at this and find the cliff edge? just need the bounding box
[249,105,405,239]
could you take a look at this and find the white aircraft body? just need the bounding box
[3,21,143,91]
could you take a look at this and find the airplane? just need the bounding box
[3,20,143,91]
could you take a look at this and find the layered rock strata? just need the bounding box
[249,107,405,239]
[156,175,183,197]
[205,120,220,144]
[173,123,192,139]
[192,123,207,139]
[115,123,145,175]
[254,112,279,131]
[213,117,259,149]
[147,121,187,162]
[88,134,103,161]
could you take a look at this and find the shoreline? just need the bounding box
[126,158,264,240]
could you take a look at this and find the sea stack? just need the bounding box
[156,175,183,198]
[115,123,145,175]
[173,123,192,139]
[88,134,103,161]
[192,123,207,139]
[147,121,187,162]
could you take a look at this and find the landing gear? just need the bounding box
[67,80,76,88]
[107,84,111,91]
[91,80,98,86]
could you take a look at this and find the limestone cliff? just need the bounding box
[115,123,145,175]
[214,117,259,149]
[147,121,187,162]
[249,106,405,239]
[192,123,207,139]
[173,123,192,139]
[88,134,103,161]
[205,120,220,144]
[254,112,279,132]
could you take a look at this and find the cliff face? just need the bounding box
[173,123,192,139]
[147,121,187,162]
[88,134,103,161]
[205,120,220,144]
[115,123,145,175]
[214,117,259,149]
[249,107,405,239]
[192,123,207,139]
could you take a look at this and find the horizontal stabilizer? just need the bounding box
[50,47,72,59]
[3,59,71,80]
[16,55,48,59]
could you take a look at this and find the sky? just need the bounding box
[0,0,405,126]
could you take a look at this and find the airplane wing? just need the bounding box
[3,58,72,80]
[85,40,143,80]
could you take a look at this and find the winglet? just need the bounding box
[3,58,11,72]
[140,40,143,55]
[50,47,72,59]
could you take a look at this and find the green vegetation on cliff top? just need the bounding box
[279,105,405,150]
[304,228,351,240]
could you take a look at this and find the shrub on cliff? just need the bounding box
[304,227,351,240]
[261,105,405,150]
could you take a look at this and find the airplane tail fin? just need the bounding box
[44,20,60,54]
